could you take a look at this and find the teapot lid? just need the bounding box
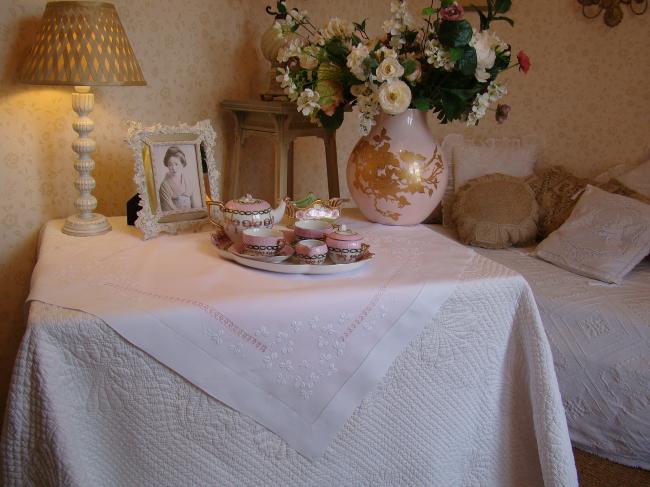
[328,224,363,242]
[225,194,271,212]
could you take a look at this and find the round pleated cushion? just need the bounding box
[451,173,539,249]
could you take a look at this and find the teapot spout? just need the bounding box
[271,198,287,225]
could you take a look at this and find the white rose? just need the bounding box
[324,18,352,39]
[470,30,498,83]
[376,58,405,82]
[378,80,412,115]
[347,43,370,81]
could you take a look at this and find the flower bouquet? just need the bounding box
[268,0,529,135]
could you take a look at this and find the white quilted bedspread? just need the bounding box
[476,248,650,469]
[1,244,578,486]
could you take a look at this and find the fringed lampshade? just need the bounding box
[20,1,146,237]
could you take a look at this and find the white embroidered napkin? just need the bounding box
[28,216,473,458]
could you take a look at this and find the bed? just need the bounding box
[475,247,650,469]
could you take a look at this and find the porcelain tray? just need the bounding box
[212,235,373,275]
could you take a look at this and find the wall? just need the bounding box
[0,0,648,418]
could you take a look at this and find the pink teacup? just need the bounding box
[242,228,286,257]
[294,220,334,241]
[294,239,328,265]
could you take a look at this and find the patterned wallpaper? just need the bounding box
[0,0,648,418]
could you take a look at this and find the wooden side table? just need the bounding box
[220,99,340,202]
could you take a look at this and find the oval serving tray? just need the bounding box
[214,242,373,275]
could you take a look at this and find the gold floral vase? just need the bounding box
[346,109,448,225]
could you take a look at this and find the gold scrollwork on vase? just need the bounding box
[348,128,444,222]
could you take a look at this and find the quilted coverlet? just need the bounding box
[477,248,650,469]
[0,224,578,486]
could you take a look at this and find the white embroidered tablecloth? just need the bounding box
[1,217,578,486]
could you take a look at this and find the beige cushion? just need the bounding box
[526,166,588,239]
[597,179,650,205]
[535,185,650,284]
[441,135,540,228]
[451,173,539,249]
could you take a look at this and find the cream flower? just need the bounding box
[377,46,398,60]
[296,89,320,116]
[323,18,353,39]
[424,39,454,71]
[350,83,369,97]
[376,58,404,82]
[347,43,370,81]
[299,46,319,70]
[378,79,412,115]
[277,38,305,63]
[470,29,507,83]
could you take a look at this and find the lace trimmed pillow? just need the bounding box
[441,135,540,228]
[535,185,650,284]
[451,173,539,249]
[526,166,589,239]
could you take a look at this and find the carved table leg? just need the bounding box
[287,139,295,200]
[273,114,290,203]
[229,112,245,200]
[323,131,340,198]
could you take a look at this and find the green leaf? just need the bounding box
[318,105,345,132]
[404,30,418,44]
[444,88,477,101]
[422,6,435,16]
[413,97,432,111]
[457,48,477,77]
[323,39,350,64]
[494,0,512,14]
[363,56,378,71]
[403,59,417,77]
[492,15,515,27]
[440,90,464,121]
[277,1,287,14]
[441,0,454,7]
[438,19,473,48]
[449,47,465,61]
[353,19,368,34]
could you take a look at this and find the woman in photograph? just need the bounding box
[158,146,198,211]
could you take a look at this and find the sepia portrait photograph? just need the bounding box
[151,142,204,214]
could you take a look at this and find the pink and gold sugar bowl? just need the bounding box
[325,225,367,264]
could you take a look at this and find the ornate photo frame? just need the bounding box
[127,120,220,239]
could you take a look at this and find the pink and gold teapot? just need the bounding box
[207,194,286,244]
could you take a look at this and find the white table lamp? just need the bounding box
[20,1,146,236]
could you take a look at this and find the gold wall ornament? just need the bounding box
[579,0,648,27]
[348,128,444,222]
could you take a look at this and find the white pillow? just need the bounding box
[441,135,540,227]
[535,185,650,284]
[616,159,650,199]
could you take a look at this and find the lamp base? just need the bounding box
[62,213,112,237]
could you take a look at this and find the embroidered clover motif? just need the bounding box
[205,327,224,345]
[263,352,278,369]
[255,326,270,337]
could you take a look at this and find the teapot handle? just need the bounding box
[205,197,225,227]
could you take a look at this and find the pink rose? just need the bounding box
[440,2,464,22]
